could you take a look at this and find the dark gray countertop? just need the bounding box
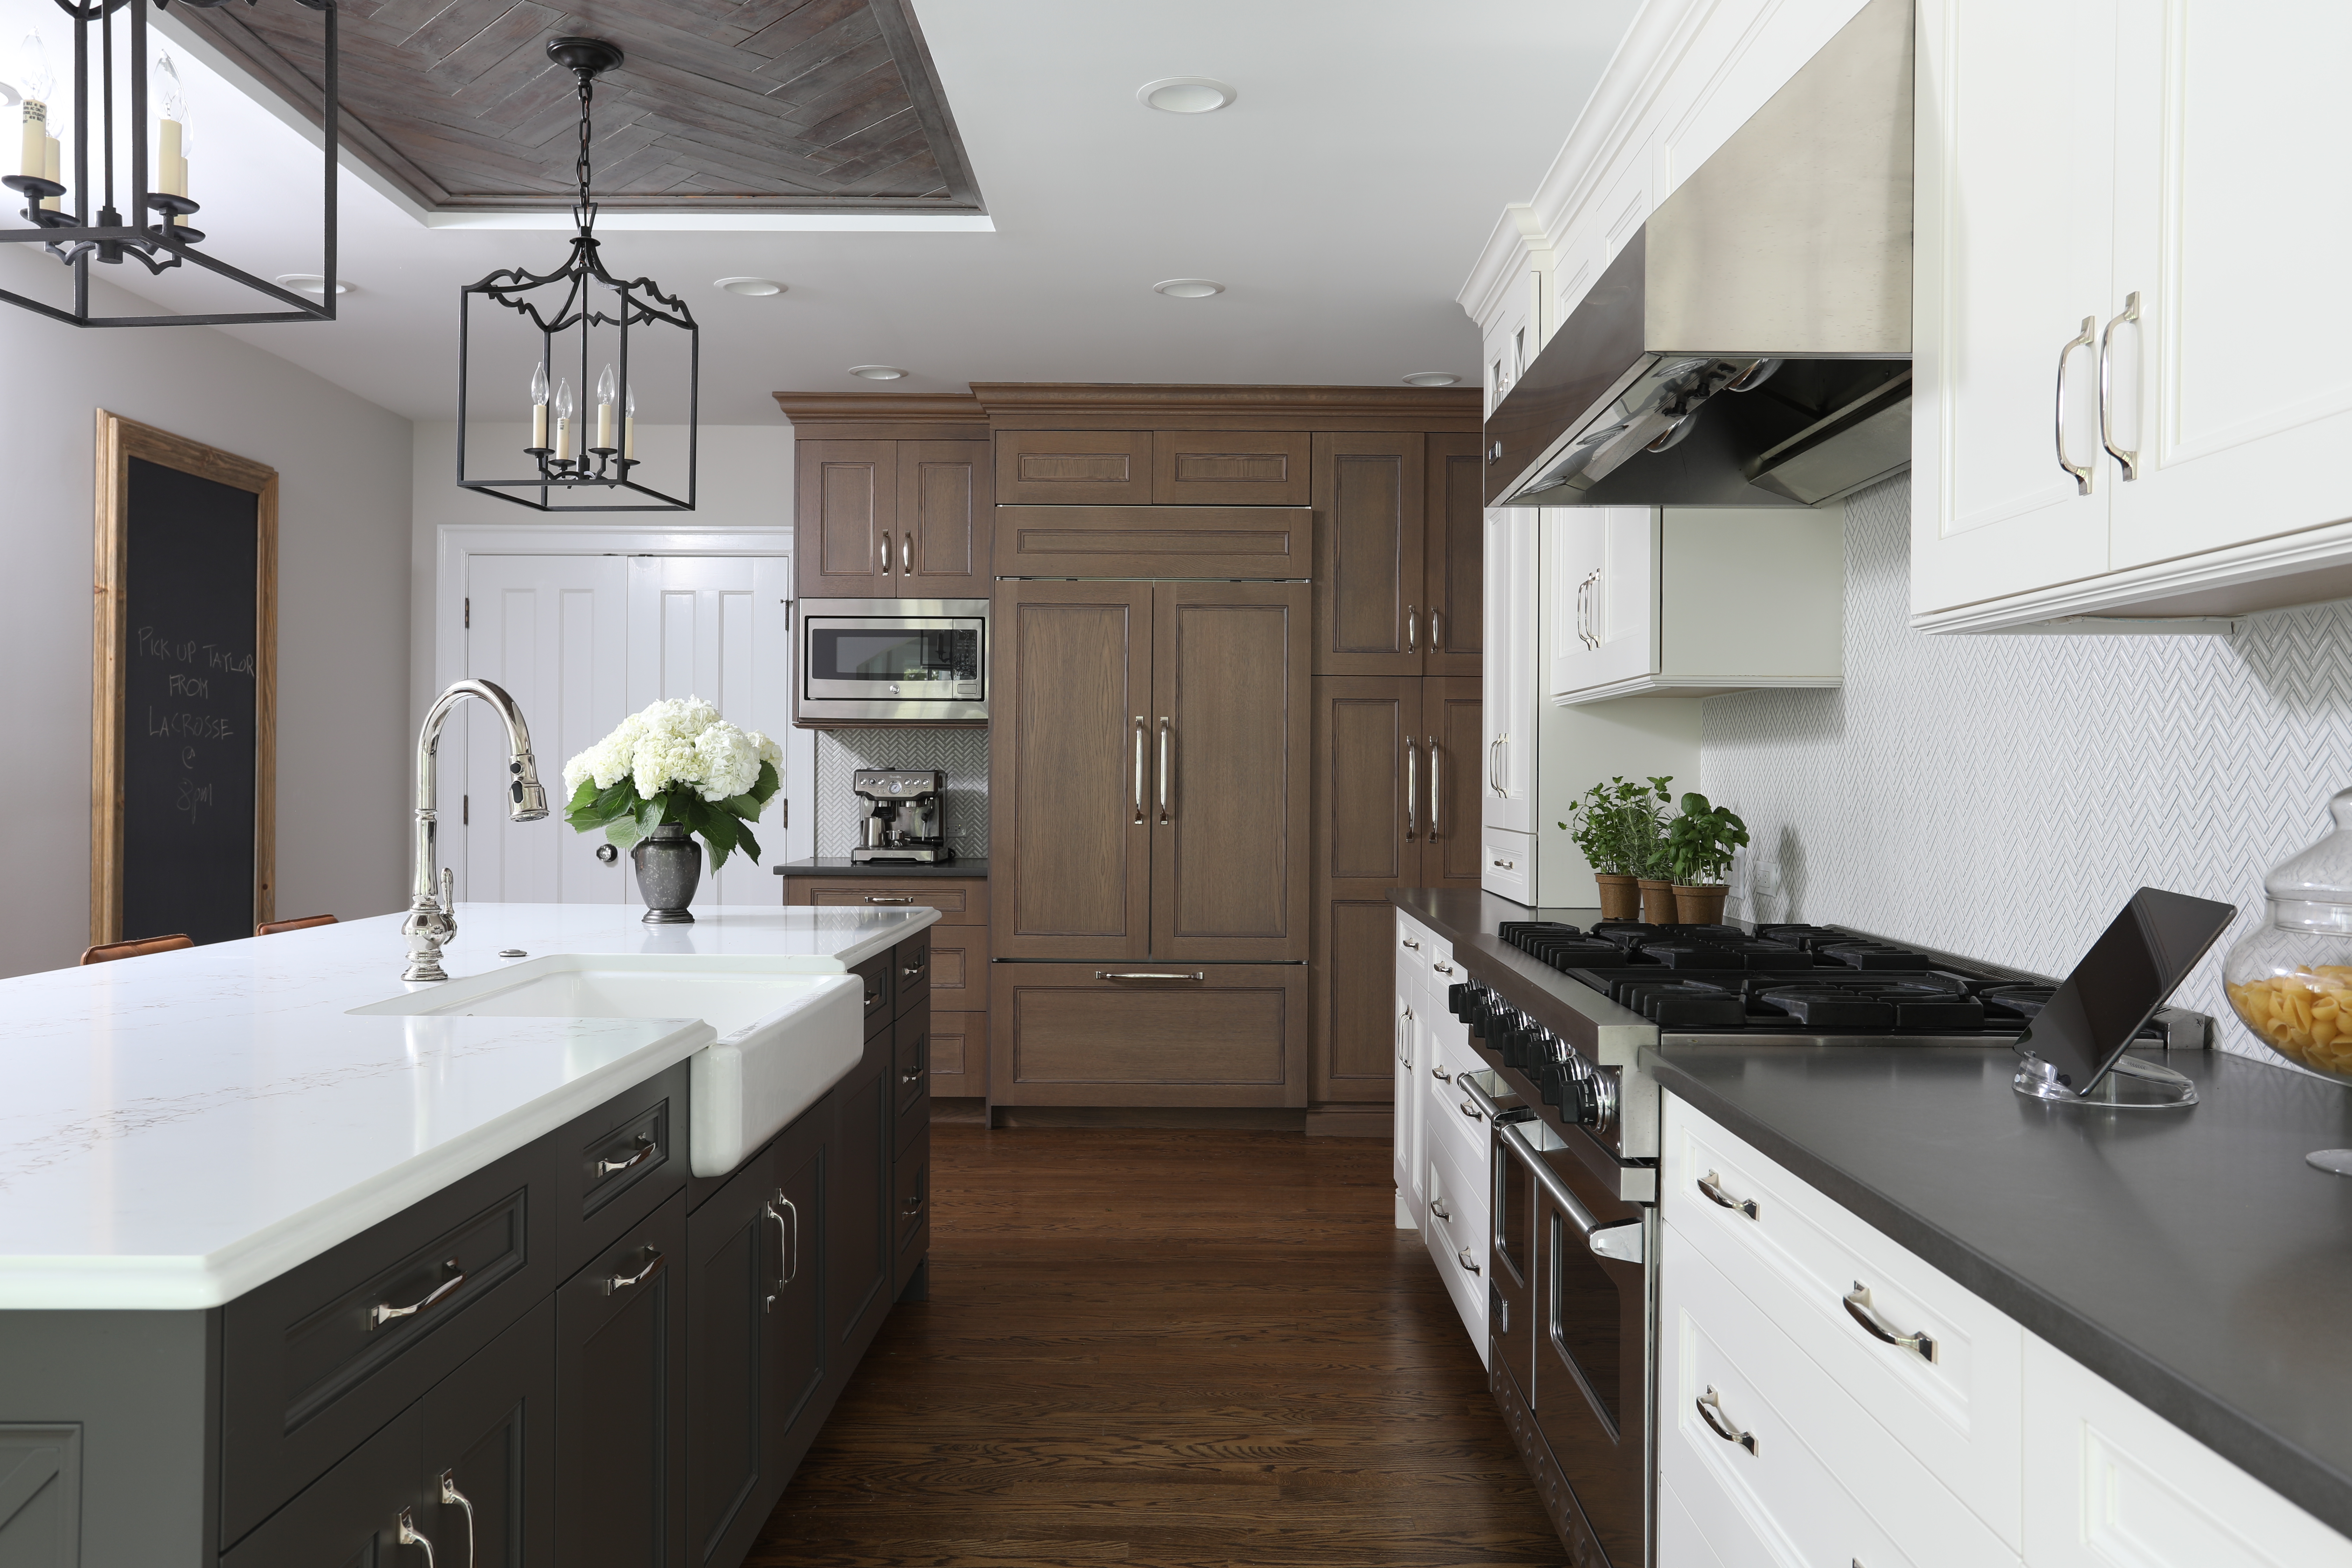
[776,858,988,878]
[1388,886,2352,1535]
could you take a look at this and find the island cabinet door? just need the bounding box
[555,1190,687,1568]
[990,581,1154,961]
[217,1408,424,1568]
[416,1299,556,1568]
[825,1026,896,1381]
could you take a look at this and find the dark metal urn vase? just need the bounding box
[631,824,700,923]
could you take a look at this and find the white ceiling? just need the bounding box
[0,0,1638,422]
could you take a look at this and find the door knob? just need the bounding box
[596,843,618,864]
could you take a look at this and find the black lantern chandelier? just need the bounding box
[455,38,698,512]
[2,0,338,327]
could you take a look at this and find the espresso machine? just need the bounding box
[850,769,954,864]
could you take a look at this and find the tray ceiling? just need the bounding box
[175,0,984,215]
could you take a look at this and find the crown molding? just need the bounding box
[968,383,1482,431]
[769,393,988,440]
[1457,205,1556,328]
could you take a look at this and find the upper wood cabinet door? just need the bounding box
[1151,430,1311,505]
[1148,580,1310,962]
[1424,677,1484,887]
[1423,433,1483,677]
[1309,676,1419,1104]
[794,440,897,597]
[994,430,1153,505]
[1312,433,1426,675]
[990,581,1154,960]
[895,441,993,595]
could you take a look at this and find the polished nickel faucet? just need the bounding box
[403,679,550,981]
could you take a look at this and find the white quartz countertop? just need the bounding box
[0,902,937,1311]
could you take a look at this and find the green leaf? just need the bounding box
[748,760,780,805]
[722,793,763,821]
[734,818,762,864]
[567,777,598,813]
[603,817,642,849]
[636,793,667,841]
[697,804,738,871]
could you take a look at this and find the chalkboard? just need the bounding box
[92,415,277,948]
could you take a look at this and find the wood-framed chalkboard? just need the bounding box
[90,412,279,946]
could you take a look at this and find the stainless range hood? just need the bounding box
[1484,0,1913,509]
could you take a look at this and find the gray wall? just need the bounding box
[1703,474,2352,1061]
[0,250,412,977]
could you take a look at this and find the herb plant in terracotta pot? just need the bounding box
[1664,791,1749,926]
[1562,775,1672,922]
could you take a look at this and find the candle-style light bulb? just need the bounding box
[155,51,189,223]
[623,383,637,461]
[552,377,575,462]
[20,30,55,204]
[594,363,617,452]
[528,362,550,451]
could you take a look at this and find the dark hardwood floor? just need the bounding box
[745,1125,1563,1567]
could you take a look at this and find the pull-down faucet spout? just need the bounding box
[402,679,549,981]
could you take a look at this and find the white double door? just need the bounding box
[457,552,792,907]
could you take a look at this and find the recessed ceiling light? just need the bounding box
[1153,279,1224,299]
[1138,77,1237,114]
[274,273,352,296]
[1402,372,1461,387]
[848,365,907,381]
[716,276,785,296]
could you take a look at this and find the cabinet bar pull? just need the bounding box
[371,1261,463,1329]
[596,1133,655,1178]
[1430,608,1442,649]
[1488,735,1503,795]
[1157,716,1172,826]
[1096,971,1205,982]
[1456,1246,1480,1275]
[765,1193,798,1310]
[1132,716,1147,825]
[878,532,891,576]
[1431,1064,1452,1082]
[1404,737,1419,840]
[864,894,914,905]
[1460,1097,1484,1121]
[903,954,926,978]
[1430,1197,1451,1220]
[1427,735,1441,840]
[438,1472,477,1568]
[1696,1386,1757,1454]
[904,1192,925,1217]
[1843,1282,1938,1362]
[902,531,913,573]
[603,1247,666,1296]
[1433,961,1453,974]
[398,1507,439,1567]
[1696,1170,1758,1220]
[2056,315,2097,495]
[1402,936,1420,950]
[2099,291,2142,480]
[1405,604,1418,653]
[902,1063,925,1083]
[1491,858,1516,871]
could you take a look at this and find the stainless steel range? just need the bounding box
[1445,915,2212,1568]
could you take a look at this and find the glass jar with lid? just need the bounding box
[2224,785,2352,1081]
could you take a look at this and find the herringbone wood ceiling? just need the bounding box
[176,0,982,214]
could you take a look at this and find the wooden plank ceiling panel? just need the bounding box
[174,0,982,215]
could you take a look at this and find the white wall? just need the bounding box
[0,249,412,977]
[1704,474,2352,1061]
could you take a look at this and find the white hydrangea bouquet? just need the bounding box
[561,697,782,869]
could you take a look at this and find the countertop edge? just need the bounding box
[1644,1052,2352,1541]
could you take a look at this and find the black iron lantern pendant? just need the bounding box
[456,38,698,512]
[2,0,339,327]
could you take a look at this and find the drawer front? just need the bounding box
[1423,1051,1490,1182]
[1658,1471,1755,1568]
[996,429,1153,505]
[1152,429,1311,506]
[989,962,1306,1107]
[892,1008,930,1120]
[1394,914,1436,1007]
[1421,1131,1489,1358]
[220,1140,553,1545]
[923,923,989,1010]
[1663,1094,2024,1547]
[790,879,987,924]
[892,931,932,1018]
[1661,1224,2020,1568]
[2020,1333,2352,1568]
[927,1010,985,1097]
[993,504,1311,578]
[853,950,893,1036]
[553,1063,686,1281]
[1480,827,1532,904]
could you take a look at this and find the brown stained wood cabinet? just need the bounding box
[1309,676,1481,1105]
[1312,432,1486,680]
[994,429,1153,504]
[989,962,1308,1107]
[793,438,990,598]
[1424,432,1485,679]
[992,505,1311,579]
[783,876,989,1100]
[1151,429,1312,505]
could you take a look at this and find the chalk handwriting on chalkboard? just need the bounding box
[146,707,235,742]
[134,624,257,677]
[177,778,215,824]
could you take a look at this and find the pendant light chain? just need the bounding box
[572,65,597,235]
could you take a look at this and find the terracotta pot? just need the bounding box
[1637,878,1676,925]
[1673,883,1729,926]
[1594,873,1641,922]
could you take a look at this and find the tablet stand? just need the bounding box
[2013,1050,2198,1108]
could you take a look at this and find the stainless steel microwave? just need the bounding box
[796,599,988,724]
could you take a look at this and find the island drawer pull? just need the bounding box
[1696,1386,1757,1454]
[903,1192,925,1217]
[1696,1170,1758,1220]
[371,1262,463,1330]
[437,1472,476,1568]
[1843,1282,1937,1362]
[901,1063,925,1084]
[596,1133,656,1178]
[398,1507,438,1567]
[902,955,926,978]
[765,1193,798,1310]
[604,1248,666,1296]
[864,894,915,905]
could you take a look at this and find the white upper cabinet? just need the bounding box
[1483,510,1539,838]
[1915,0,2352,629]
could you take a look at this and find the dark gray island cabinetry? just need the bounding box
[0,926,933,1568]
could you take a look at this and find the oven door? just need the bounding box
[799,600,986,721]
[1502,1118,1652,1568]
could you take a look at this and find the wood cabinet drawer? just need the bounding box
[1661,1224,2020,1568]
[219,1140,553,1546]
[923,923,989,1009]
[995,429,1152,504]
[788,877,987,924]
[852,950,892,1037]
[892,1008,930,1121]
[1662,1094,2024,1548]
[927,1010,986,1096]
[989,962,1306,1107]
[891,931,932,1018]
[1151,430,1311,505]
[553,1062,685,1281]
[992,504,1311,578]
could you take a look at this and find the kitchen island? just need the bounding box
[0,902,938,1568]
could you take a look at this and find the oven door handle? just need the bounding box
[1496,1120,1646,1265]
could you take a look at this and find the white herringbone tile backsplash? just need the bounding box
[814,727,989,860]
[1703,474,2352,1061]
